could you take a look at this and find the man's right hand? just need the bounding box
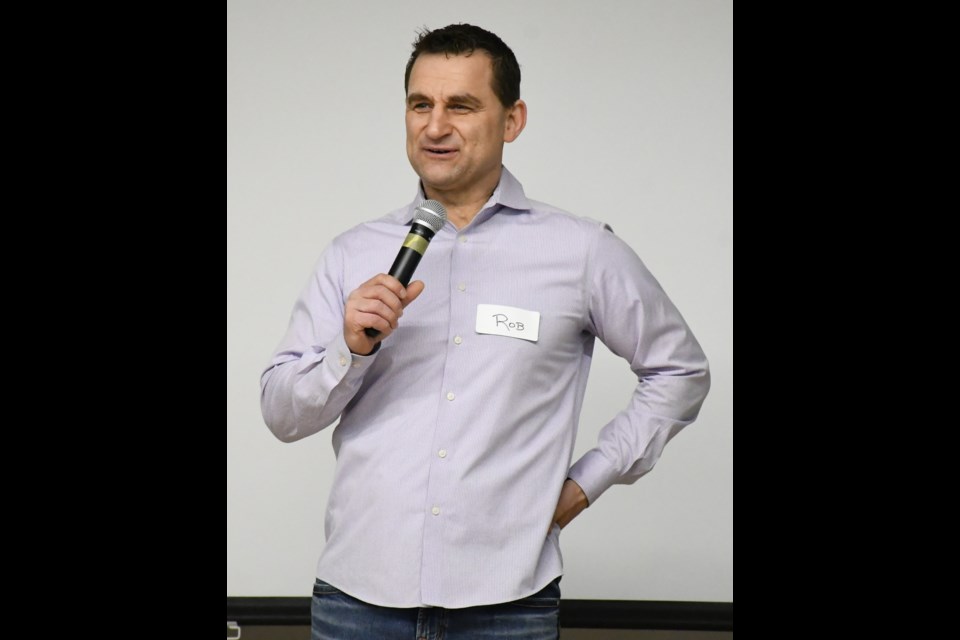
[343,274,425,355]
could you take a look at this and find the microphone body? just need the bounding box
[387,222,436,287]
[364,200,447,338]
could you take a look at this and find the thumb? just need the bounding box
[402,280,425,307]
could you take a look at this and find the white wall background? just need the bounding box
[228,0,732,602]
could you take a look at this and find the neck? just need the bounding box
[423,171,501,230]
[429,196,491,230]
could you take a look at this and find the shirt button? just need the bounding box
[446,392,455,401]
[453,336,463,345]
[438,449,447,458]
[431,506,441,516]
[457,283,466,292]
[338,356,347,367]
[459,236,467,243]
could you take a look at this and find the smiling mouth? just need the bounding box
[425,148,457,155]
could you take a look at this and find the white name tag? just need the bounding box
[475,304,540,342]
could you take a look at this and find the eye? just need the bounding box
[411,102,431,113]
[449,104,472,112]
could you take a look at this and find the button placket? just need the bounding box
[424,226,473,564]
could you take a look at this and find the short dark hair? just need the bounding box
[404,24,521,108]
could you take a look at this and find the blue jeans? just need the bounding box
[311,577,561,639]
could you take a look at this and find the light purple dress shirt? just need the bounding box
[260,167,710,609]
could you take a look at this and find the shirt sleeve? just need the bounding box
[566,224,710,505]
[259,241,379,442]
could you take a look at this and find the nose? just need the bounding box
[425,107,451,139]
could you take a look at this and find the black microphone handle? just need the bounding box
[387,246,422,287]
[363,223,435,339]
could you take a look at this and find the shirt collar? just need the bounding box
[392,166,531,225]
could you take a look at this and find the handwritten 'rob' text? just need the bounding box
[492,313,525,332]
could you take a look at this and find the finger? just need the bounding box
[402,280,425,308]
[350,285,405,321]
[352,298,400,330]
[354,311,394,334]
[363,273,408,301]
[369,285,406,318]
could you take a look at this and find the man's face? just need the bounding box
[405,52,523,202]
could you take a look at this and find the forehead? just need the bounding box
[407,52,496,99]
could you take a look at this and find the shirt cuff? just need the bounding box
[320,332,379,381]
[567,450,623,506]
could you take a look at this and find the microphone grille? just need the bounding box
[413,200,447,233]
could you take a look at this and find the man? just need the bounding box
[261,23,709,640]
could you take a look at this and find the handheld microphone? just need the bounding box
[364,200,447,338]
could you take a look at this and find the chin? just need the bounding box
[417,168,459,190]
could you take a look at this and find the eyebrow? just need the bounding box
[445,94,483,107]
[406,93,484,108]
[406,93,431,106]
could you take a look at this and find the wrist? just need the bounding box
[565,477,589,508]
[351,341,381,357]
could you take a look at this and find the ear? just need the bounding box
[503,99,527,143]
